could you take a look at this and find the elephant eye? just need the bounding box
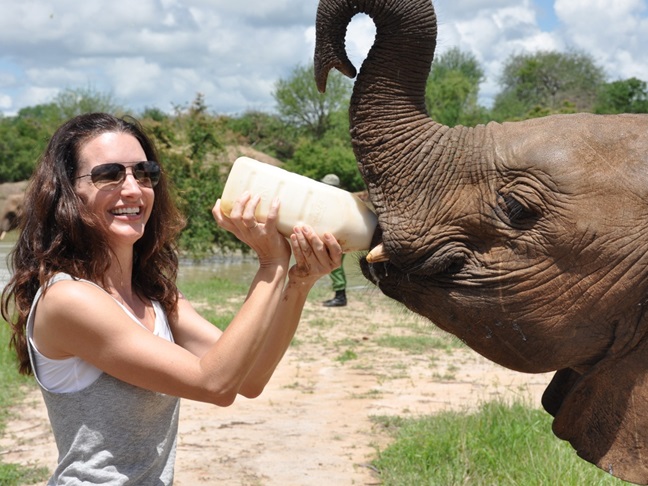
[497,192,539,228]
[440,255,465,275]
[406,247,467,278]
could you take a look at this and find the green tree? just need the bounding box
[225,110,296,161]
[273,62,365,191]
[182,94,222,163]
[426,47,488,127]
[141,94,244,258]
[492,50,606,120]
[595,77,648,114]
[0,87,128,182]
[282,110,364,192]
[284,140,362,191]
[54,86,126,119]
[0,103,62,182]
[274,63,352,140]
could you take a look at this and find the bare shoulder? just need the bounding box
[34,279,120,359]
[38,278,111,319]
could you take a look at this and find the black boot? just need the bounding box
[323,290,347,307]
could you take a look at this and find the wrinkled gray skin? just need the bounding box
[0,194,23,239]
[315,0,648,483]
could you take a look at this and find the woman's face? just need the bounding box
[75,131,155,250]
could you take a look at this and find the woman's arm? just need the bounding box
[169,197,341,401]
[169,193,290,358]
[237,225,342,397]
[33,266,285,407]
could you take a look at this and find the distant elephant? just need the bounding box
[0,193,24,239]
[315,0,648,483]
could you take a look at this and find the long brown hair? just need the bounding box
[1,113,186,375]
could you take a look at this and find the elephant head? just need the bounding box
[315,0,648,482]
[0,193,24,240]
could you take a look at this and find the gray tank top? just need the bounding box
[27,274,180,485]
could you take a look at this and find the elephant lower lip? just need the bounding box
[366,261,389,284]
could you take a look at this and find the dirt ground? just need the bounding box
[0,285,554,485]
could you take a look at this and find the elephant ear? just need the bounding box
[543,338,648,484]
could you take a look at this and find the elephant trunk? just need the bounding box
[315,0,459,260]
[315,0,441,181]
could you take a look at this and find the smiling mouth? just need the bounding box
[111,207,141,216]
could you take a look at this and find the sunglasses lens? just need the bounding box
[134,161,161,188]
[91,163,125,190]
[88,162,161,190]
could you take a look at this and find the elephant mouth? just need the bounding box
[364,258,387,285]
[362,228,396,286]
[361,224,388,284]
[361,225,473,287]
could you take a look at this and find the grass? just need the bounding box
[0,463,50,486]
[335,349,358,363]
[370,400,626,486]
[179,275,249,300]
[0,320,34,432]
[375,334,462,354]
[179,276,248,330]
[0,318,50,485]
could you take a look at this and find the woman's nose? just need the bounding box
[121,169,142,193]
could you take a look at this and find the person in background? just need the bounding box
[1,112,342,484]
[320,173,347,307]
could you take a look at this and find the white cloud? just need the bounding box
[15,87,60,110]
[0,94,11,110]
[105,58,164,99]
[555,0,648,82]
[25,67,87,87]
[435,2,564,105]
[0,71,16,88]
[0,0,646,116]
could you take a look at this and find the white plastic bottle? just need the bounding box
[220,157,377,252]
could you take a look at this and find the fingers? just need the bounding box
[212,199,233,230]
[215,194,343,274]
[265,198,281,231]
[240,193,261,229]
[290,226,342,278]
[216,192,262,232]
[322,233,343,270]
[214,193,290,264]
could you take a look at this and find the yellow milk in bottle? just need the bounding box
[220,157,377,252]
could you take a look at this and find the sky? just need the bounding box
[0,0,647,117]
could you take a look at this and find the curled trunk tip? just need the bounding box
[314,54,357,93]
[313,0,359,92]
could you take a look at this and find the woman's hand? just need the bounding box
[289,225,342,285]
[213,192,290,265]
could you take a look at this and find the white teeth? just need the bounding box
[112,207,140,215]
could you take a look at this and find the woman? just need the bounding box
[1,112,342,484]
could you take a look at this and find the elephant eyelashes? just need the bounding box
[497,192,539,228]
[406,249,467,278]
[440,256,465,276]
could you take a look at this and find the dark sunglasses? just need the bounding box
[76,161,161,191]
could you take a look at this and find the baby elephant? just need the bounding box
[315,0,648,482]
